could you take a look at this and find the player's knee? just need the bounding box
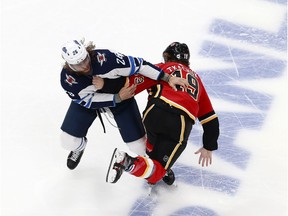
[60,131,87,151]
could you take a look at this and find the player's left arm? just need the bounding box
[195,110,219,167]
[197,77,219,159]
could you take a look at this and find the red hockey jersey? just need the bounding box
[129,62,217,123]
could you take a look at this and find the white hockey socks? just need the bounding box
[126,136,146,156]
[60,131,87,152]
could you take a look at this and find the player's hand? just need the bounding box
[168,76,188,91]
[118,80,136,101]
[194,147,212,167]
[93,76,104,90]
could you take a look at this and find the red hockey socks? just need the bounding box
[145,159,166,184]
[129,156,154,178]
[128,156,166,184]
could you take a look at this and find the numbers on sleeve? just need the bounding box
[173,69,199,101]
[115,52,126,65]
[116,58,125,65]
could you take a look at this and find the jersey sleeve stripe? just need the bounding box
[199,114,218,124]
[128,56,136,76]
[135,58,143,73]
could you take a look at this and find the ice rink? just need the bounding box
[1,0,287,215]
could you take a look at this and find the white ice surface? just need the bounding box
[1,0,287,215]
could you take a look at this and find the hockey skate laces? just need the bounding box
[70,151,81,161]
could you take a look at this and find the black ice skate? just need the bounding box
[106,148,136,183]
[162,169,175,185]
[67,149,85,170]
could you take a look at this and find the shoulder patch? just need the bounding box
[97,52,107,66]
[65,74,78,86]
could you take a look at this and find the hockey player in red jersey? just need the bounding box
[106,42,219,186]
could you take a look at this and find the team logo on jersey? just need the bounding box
[65,74,78,86]
[97,52,107,66]
[163,155,169,162]
[133,75,145,84]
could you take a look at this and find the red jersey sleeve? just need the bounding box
[197,76,219,151]
[197,77,215,119]
[129,74,158,95]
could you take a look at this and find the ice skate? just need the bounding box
[66,137,87,170]
[106,148,136,183]
[162,169,176,186]
[67,149,85,170]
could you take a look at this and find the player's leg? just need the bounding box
[60,101,97,169]
[143,105,193,185]
[110,98,146,156]
[107,101,192,185]
[107,106,189,185]
[106,148,166,184]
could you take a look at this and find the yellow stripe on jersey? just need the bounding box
[142,104,155,122]
[200,114,218,124]
[159,96,196,122]
[154,84,161,97]
[165,115,185,170]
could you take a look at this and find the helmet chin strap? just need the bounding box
[68,64,78,72]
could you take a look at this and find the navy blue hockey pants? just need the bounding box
[61,98,145,143]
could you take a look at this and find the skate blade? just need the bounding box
[106,148,118,183]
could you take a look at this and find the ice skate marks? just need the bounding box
[129,2,287,215]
